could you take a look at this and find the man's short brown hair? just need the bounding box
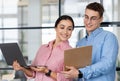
[86,2,104,18]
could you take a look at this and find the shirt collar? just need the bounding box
[47,39,70,50]
[86,28,103,38]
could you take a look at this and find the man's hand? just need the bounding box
[61,66,79,79]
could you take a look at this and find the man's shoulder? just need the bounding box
[100,30,118,41]
[102,30,116,36]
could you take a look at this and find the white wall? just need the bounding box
[27,0,42,61]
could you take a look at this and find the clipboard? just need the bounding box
[64,45,92,71]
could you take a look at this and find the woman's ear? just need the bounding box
[55,27,57,32]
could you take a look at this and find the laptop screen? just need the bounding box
[0,43,27,67]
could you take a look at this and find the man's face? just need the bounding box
[84,9,103,35]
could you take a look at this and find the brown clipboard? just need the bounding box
[64,45,92,71]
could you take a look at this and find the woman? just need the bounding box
[13,15,74,81]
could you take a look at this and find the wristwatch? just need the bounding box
[78,70,83,78]
[45,69,52,77]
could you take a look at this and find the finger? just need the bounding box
[30,67,37,70]
[63,74,71,79]
[61,71,68,74]
[65,66,73,70]
[61,70,71,75]
[14,60,18,64]
[37,66,46,70]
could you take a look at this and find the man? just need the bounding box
[62,2,119,81]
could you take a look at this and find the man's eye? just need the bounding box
[85,16,89,19]
[92,18,97,20]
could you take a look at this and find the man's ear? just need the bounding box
[100,16,103,23]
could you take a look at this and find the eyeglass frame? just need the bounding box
[84,15,101,22]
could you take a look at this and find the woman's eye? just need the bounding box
[68,27,73,30]
[68,28,72,30]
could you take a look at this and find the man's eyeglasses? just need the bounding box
[84,16,100,22]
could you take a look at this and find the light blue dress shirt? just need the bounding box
[76,28,119,81]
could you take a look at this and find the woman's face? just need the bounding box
[55,20,73,42]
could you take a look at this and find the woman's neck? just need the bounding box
[53,40,61,48]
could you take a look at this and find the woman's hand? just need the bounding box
[12,60,23,71]
[31,66,57,80]
[13,60,33,77]
[30,66,48,73]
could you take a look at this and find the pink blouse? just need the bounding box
[27,40,73,81]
